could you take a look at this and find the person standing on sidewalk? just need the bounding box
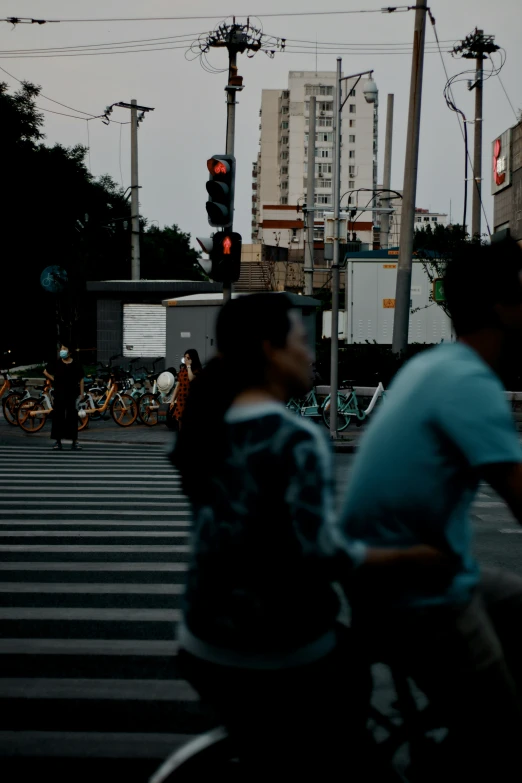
[171,349,201,430]
[44,343,85,451]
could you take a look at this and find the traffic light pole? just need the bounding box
[223,50,238,303]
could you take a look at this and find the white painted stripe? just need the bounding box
[0,607,181,621]
[0,562,188,572]
[0,730,191,759]
[0,520,191,527]
[473,501,505,508]
[0,472,174,477]
[0,531,190,539]
[499,529,522,534]
[0,677,195,701]
[0,583,184,595]
[0,510,190,516]
[0,498,189,504]
[0,480,181,486]
[0,638,180,656]
[0,545,190,552]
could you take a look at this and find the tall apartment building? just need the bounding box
[252,70,378,245]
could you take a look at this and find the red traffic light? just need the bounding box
[222,236,232,255]
[207,158,229,176]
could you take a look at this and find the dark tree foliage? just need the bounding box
[1,82,202,366]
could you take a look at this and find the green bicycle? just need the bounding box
[322,381,386,432]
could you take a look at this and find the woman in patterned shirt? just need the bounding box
[171,348,201,429]
[172,293,452,779]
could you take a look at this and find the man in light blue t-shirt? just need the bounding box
[341,238,522,776]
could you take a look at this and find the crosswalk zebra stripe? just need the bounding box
[0,441,200,773]
[0,583,184,595]
[0,608,182,621]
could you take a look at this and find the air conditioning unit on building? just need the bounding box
[291,237,299,243]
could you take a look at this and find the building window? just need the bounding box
[349,165,356,176]
[281,196,288,205]
[317,195,332,205]
[281,181,288,190]
[282,90,290,99]
[416,217,422,223]
[315,178,332,189]
[349,88,356,97]
[349,180,355,189]
[349,134,356,143]
[305,85,333,96]
[281,105,289,114]
[281,121,289,129]
[432,216,438,222]
[318,163,332,174]
[320,149,331,158]
[281,136,289,145]
[313,228,324,240]
[349,119,356,128]
[281,166,288,175]
[318,117,333,127]
[319,132,333,142]
[424,217,430,222]
[319,101,331,112]
[281,150,289,160]
[349,150,355,159]
[349,104,356,114]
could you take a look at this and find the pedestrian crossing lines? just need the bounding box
[0,443,212,778]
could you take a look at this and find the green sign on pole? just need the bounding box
[433,278,445,303]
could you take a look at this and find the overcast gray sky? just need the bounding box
[2,1,521,247]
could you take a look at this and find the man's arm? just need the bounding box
[43,369,54,382]
[481,463,522,524]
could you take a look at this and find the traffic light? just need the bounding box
[196,232,242,282]
[206,155,235,228]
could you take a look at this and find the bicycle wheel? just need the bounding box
[138,392,160,426]
[321,394,352,432]
[2,391,23,426]
[111,393,138,427]
[17,397,47,433]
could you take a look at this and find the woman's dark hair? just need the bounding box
[444,238,522,335]
[184,348,202,373]
[172,293,295,498]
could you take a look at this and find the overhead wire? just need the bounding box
[0,64,130,124]
[492,52,519,121]
[1,9,412,25]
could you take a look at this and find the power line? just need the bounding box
[0,64,131,124]
[0,43,194,59]
[0,33,202,53]
[495,64,519,121]
[1,9,412,25]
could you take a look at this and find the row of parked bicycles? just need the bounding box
[0,356,178,434]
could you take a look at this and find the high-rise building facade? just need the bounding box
[252,70,378,244]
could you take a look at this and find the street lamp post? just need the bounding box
[330,59,378,440]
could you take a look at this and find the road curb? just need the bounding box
[332,440,357,454]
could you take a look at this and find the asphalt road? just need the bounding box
[1,419,522,780]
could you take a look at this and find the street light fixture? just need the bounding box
[329,59,378,440]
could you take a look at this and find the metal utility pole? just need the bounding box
[330,59,342,439]
[453,29,499,239]
[391,0,428,355]
[380,94,394,249]
[130,100,140,281]
[330,61,378,438]
[304,95,316,296]
[105,101,155,281]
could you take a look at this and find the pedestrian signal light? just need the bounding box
[206,154,235,228]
